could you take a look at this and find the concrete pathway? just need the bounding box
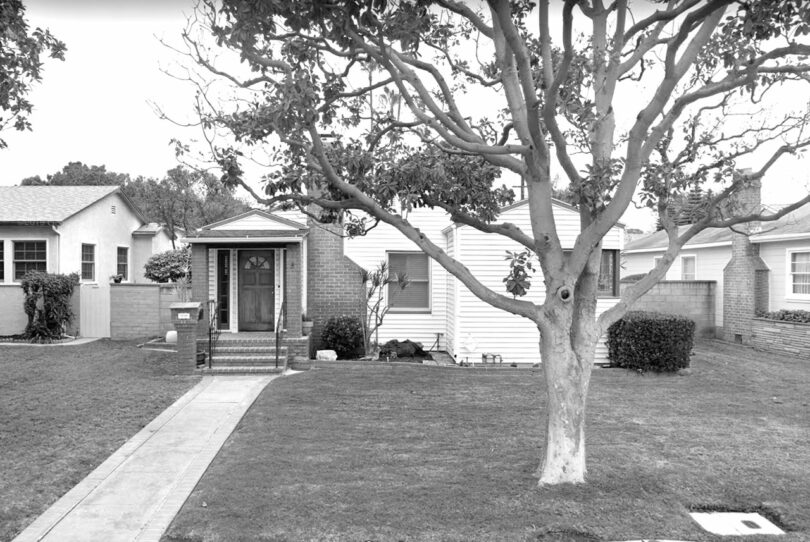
[13,375,276,542]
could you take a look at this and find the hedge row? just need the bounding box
[607,311,695,372]
[756,309,810,324]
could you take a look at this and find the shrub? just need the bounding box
[144,246,191,283]
[756,309,810,323]
[321,315,364,359]
[20,272,80,342]
[607,311,695,372]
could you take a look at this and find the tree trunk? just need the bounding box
[536,317,596,485]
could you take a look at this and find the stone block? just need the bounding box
[316,349,338,361]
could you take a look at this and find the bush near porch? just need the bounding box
[163,340,809,542]
[0,340,200,541]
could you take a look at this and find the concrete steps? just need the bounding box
[197,336,288,373]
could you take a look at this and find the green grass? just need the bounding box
[163,340,810,542]
[0,339,200,542]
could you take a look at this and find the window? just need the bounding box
[117,247,129,280]
[789,251,810,295]
[597,249,619,297]
[681,255,696,280]
[14,241,46,280]
[654,256,664,268]
[388,252,430,311]
[81,244,95,281]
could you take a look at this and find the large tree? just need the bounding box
[0,0,65,149]
[179,0,810,484]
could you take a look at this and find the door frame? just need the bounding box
[225,247,285,333]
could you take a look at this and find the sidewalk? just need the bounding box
[13,374,276,542]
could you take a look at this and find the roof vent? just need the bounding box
[111,205,116,215]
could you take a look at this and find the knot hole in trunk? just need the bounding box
[557,286,573,303]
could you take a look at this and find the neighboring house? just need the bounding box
[184,201,624,364]
[623,180,810,340]
[0,186,174,337]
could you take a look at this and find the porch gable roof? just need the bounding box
[183,229,306,243]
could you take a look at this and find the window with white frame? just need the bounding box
[117,247,129,280]
[14,241,46,280]
[388,252,430,311]
[681,255,696,280]
[81,244,95,281]
[789,250,810,295]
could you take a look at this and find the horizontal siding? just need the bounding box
[211,213,299,231]
[758,240,810,312]
[344,208,449,349]
[445,228,456,355]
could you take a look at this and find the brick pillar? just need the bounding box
[171,302,202,374]
[285,243,303,336]
[722,174,768,343]
[190,244,209,334]
[306,213,366,355]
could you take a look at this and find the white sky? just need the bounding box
[2,1,809,231]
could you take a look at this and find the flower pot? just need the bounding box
[196,351,206,365]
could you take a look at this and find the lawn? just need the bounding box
[163,340,809,542]
[0,339,200,542]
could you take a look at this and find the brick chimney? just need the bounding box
[722,171,769,343]
[306,197,366,355]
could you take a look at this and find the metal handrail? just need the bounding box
[274,299,286,369]
[207,299,220,370]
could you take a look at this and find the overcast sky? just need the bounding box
[3,1,809,231]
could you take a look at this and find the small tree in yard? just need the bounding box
[177,1,810,484]
[21,272,79,342]
[360,261,409,357]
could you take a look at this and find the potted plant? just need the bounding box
[110,274,124,284]
[302,314,314,336]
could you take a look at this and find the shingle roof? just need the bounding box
[624,206,810,252]
[0,185,121,223]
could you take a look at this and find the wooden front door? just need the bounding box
[238,250,274,331]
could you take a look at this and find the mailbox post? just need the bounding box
[170,302,202,373]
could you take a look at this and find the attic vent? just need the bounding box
[111,205,116,215]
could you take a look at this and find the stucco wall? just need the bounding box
[620,280,717,337]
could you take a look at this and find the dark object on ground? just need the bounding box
[379,339,432,361]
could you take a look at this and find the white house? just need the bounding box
[0,186,175,337]
[623,197,810,337]
[344,200,624,364]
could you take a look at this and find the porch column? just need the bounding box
[285,243,303,336]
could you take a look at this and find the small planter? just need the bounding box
[196,351,206,365]
[302,319,314,336]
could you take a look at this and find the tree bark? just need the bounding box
[537,312,595,485]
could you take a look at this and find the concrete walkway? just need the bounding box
[13,375,276,542]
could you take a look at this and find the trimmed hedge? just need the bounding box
[321,315,364,359]
[607,311,695,372]
[756,309,810,324]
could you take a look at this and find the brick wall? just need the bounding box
[191,244,209,334]
[620,280,716,337]
[307,220,365,354]
[110,284,191,339]
[751,318,810,359]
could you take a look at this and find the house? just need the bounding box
[184,200,624,364]
[0,185,175,337]
[623,179,810,342]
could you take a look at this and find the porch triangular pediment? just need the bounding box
[203,209,306,232]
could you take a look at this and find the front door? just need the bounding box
[238,250,274,331]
